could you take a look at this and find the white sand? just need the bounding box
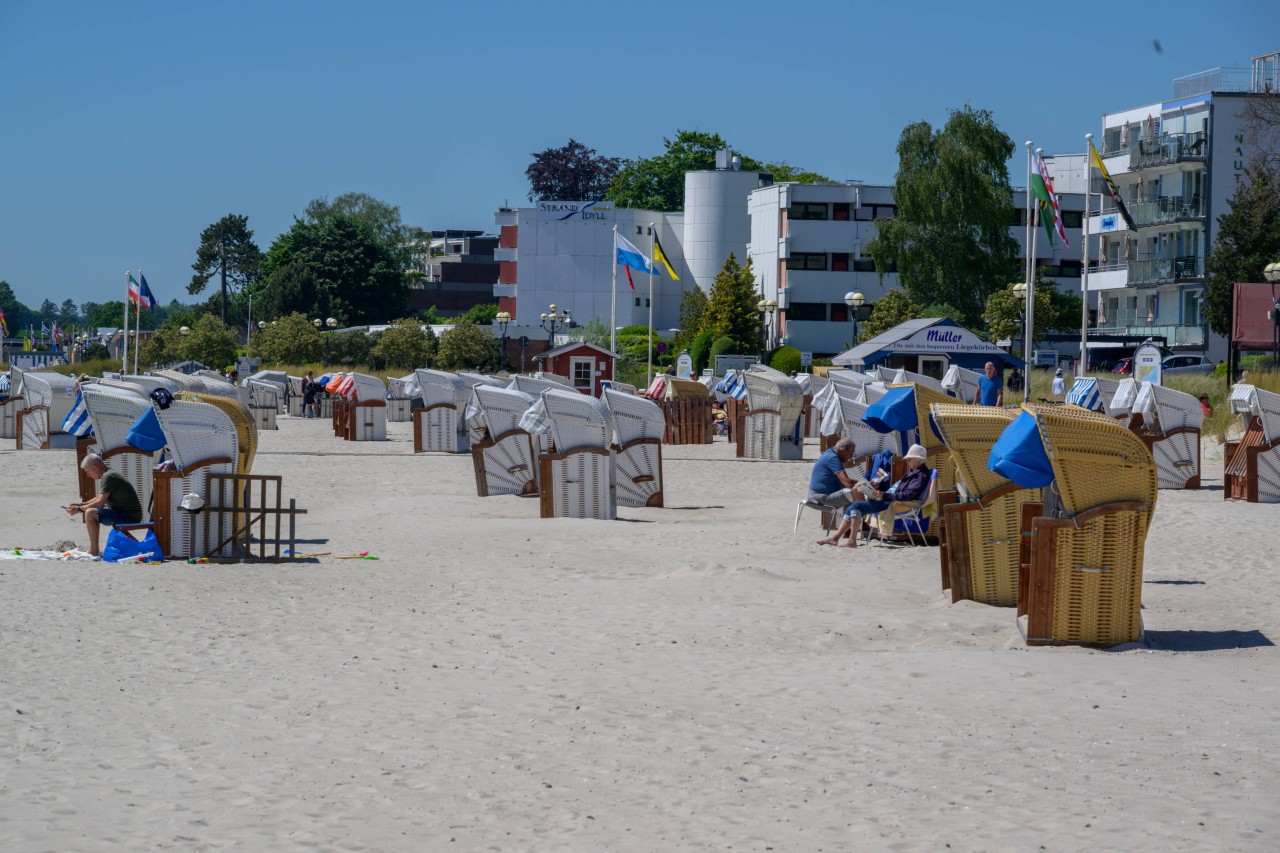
[2,419,1279,851]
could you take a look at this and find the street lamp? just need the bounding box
[495,310,512,371]
[314,317,337,364]
[1011,282,1030,401]
[540,303,567,346]
[757,298,777,359]
[1265,262,1280,366]
[844,291,866,345]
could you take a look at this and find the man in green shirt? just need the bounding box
[66,453,143,557]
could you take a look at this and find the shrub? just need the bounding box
[770,345,802,375]
[689,329,714,373]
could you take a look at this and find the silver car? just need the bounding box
[1162,354,1214,376]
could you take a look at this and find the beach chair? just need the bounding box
[824,380,898,461]
[245,371,290,414]
[603,389,665,508]
[95,377,149,397]
[1224,384,1280,503]
[1064,376,1105,412]
[1128,382,1203,489]
[528,389,616,520]
[151,399,240,559]
[931,404,1041,606]
[875,466,940,546]
[413,369,468,453]
[80,385,160,520]
[386,375,417,422]
[469,385,539,497]
[740,371,805,460]
[534,372,573,386]
[15,371,79,450]
[175,392,257,475]
[1109,378,1138,421]
[152,369,208,394]
[941,365,983,403]
[123,374,179,398]
[798,373,828,438]
[246,380,280,431]
[902,382,960,495]
[343,373,387,441]
[990,405,1157,646]
[286,375,306,417]
[600,380,639,396]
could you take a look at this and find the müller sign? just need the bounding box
[892,326,1008,354]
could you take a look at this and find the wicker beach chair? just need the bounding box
[528,389,616,520]
[740,371,805,460]
[469,385,539,497]
[386,375,417,422]
[941,365,983,403]
[992,404,1158,646]
[510,374,569,397]
[603,389,665,508]
[94,377,149,397]
[123,374,179,397]
[534,372,573,386]
[601,380,639,396]
[413,369,468,453]
[344,373,387,441]
[1128,382,1203,489]
[15,371,78,450]
[826,380,899,461]
[246,371,290,414]
[80,385,160,519]
[1110,378,1138,421]
[174,392,257,475]
[246,380,281,431]
[901,382,960,494]
[931,404,1041,606]
[1224,384,1280,503]
[152,369,207,393]
[151,399,240,559]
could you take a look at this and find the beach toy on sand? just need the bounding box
[336,551,378,560]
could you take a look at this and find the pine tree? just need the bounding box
[1205,164,1280,335]
[702,253,762,353]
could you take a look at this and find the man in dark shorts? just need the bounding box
[302,370,317,418]
[66,453,142,557]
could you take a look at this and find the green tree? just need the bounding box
[189,214,264,324]
[526,139,622,202]
[58,299,80,328]
[764,162,831,183]
[328,329,375,367]
[372,318,436,369]
[175,313,239,368]
[710,335,737,360]
[860,289,924,341]
[304,193,408,261]
[688,328,714,373]
[136,326,181,368]
[922,302,967,324]
[38,299,57,323]
[770,345,802,374]
[253,312,323,364]
[256,261,319,321]
[435,322,499,371]
[0,281,32,332]
[867,106,1020,325]
[702,253,763,353]
[615,325,661,365]
[1205,164,1280,335]
[458,303,500,325]
[577,317,611,349]
[675,285,709,349]
[87,300,160,330]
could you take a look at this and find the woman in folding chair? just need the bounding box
[818,444,930,547]
[65,453,143,557]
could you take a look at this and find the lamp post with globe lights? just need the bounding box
[1265,262,1280,367]
[495,311,512,371]
[844,291,865,346]
[756,298,777,361]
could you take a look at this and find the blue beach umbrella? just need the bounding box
[863,385,918,454]
[126,406,167,453]
[988,410,1054,488]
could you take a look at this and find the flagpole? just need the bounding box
[1024,141,1033,310]
[1025,148,1040,403]
[122,271,130,374]
[1080,134,1092,376]
[647,221,655,389]
[134,269,143,375]
[610,226,618,354]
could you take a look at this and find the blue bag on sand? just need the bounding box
[101,528,164,563]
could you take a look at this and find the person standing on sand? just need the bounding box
[973,362,1004,406]
[302,370,317,418]
[66,453,142,557]
[1052,368,1066,399]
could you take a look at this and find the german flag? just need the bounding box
[652,236,680,280]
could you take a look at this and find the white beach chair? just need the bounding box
[741,371,805,460]
[152,369,208,394]
[1109,378,1138,420]
[15,371,78,450]
[941,365,982,403]
[528,389,616,520]
[152,399,240,559]
[603,389,665,508]
[1129,382,1203,489]
[246,370,290,414]
[386,375,417,422]
[832,381,900,459]
[80,385,160,520]
[469,385,539,497]
[346,373,387,441]
[1225,384,1280,503]
[246,380,280,431]
[534,372,573,386]
[123,374,179,397]
[413,369,468,452]
[601,380,639,396]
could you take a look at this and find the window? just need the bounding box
[853,258,876,272]
[787,302,827,321]
[789,202,828,220]
[832,202,851,221]
[786,253,827,271]
[830,304,848,323]
[636,226,642,235]
[634,297,641,307]
[571,357,594,390]
[831,253,850,272]
[874,205,897,219]
[856,204,896,221]
[1011,209,1025,227]
[1061,211,1083,229]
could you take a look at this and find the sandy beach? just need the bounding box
[3,418,1279,851]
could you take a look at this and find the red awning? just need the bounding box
[1233,282,1280,349]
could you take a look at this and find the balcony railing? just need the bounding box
[1172,67,1253,99]
[1094,320,1206,347]
[1129,132,1208,169]
[1130,195,1205,227]
[1128,255,1204,285]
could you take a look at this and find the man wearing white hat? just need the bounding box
[818,444,931,547]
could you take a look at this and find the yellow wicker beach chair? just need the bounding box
[175,392,257,475]
[931,404,1041,606]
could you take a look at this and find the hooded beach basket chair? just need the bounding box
[1128,382,1203,489]
[931,403,1041,606]
[386,375,417,422]
[603,388,665,508]
[174,392,257,475]
[989,405,1157,646]
[941,365,983,403]
[525,389,616,520]
[343,373,387,441]
[123,374,179,398]
[740,370,805,460]
[152,369,207,394]
[247,380,281,431]
[79,385,161,519]
[1224,384,1280,503]
[150,399,240,559]
[413,369,468,453]
[468,385,539,497]
[16,371,78,450]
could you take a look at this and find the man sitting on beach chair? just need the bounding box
[65,453,143,558]
[818,444,930,548]
[807,437,859,511]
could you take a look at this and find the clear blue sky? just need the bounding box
[2,0,1275,311]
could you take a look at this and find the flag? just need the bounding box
[127,273,156,308]
[62,389,94,437]
[0,311,8,337]
[137,274,157,310]
[1089,140,1136,231]
[624,265,635,291]
[1030,151,1069,247]
[615,231,659,277]
[653,236,679,280]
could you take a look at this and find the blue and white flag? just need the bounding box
[615,231,659,276]
[62,389,94,437]
[1065,377,1102,411]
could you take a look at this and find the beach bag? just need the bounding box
[101,527,164,563]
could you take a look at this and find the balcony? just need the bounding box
[1128,255,1204,286]
[1130,195,1205,228]
[1129,132,1208,170]
[1095,318,1206,347]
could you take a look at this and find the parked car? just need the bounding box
[1162,354,1214,376]
[1114,357,1133,375]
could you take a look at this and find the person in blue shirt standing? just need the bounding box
[972,361,1004,407]
[807,437,859,510]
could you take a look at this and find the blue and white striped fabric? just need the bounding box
[0,371,10,396]
[716,370,748,401]
[1065,378,1102,411]
[62,389,94,436]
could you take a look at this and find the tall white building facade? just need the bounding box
[1086,52,1280,362]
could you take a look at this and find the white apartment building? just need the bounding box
[1087,51,1280,362]
[748,165,1092,355]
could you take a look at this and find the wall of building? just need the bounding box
[683,169,772,294]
